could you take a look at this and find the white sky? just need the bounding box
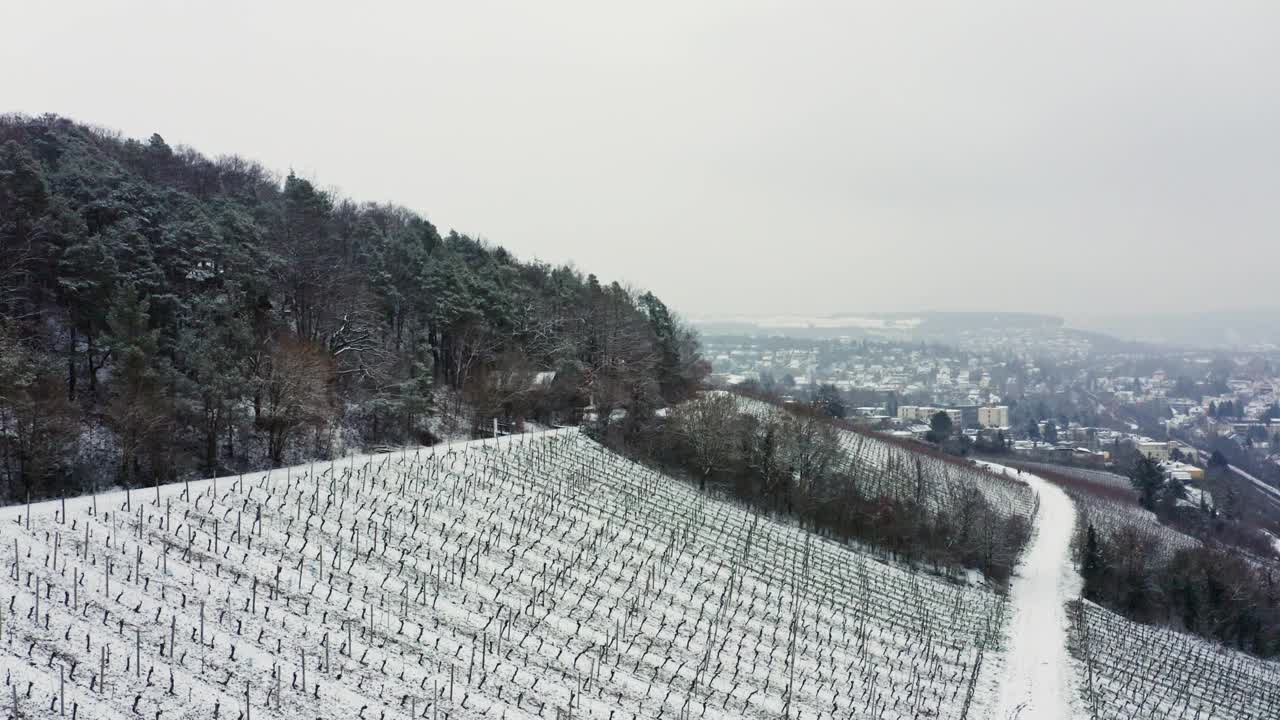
[3,1,1277,317]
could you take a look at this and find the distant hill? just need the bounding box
[1066,310,1280,350]
[693,310,1064,340]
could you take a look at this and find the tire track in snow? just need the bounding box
[975,462,1084,720]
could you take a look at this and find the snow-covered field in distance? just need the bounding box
[690,313,923,330]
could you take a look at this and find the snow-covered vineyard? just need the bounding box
[1020,463,1201,562]
[1072,494,1199,561]
[1,428,1015,719]
[739,397,1039,535]
[831,431,1036,526]
[1070,600,1280,719]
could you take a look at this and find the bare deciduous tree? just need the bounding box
[671,393,741,490]
[259,337,333,465]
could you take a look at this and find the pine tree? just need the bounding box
[0,115,706,499]
[638,291,700,404]
[0,140,49,249]
[1081,525,1106,600]
[885,392,899,418]
[928,411,953,442]
[1129,455,1165,511]
[178,294,251,475]
[103,283,167,487]
[814,384,846,419]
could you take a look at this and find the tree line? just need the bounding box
[1080,520,1280,657]
[603,389,1032,585]
[0,114,706,503]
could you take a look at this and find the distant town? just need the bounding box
[704,330,1280,513]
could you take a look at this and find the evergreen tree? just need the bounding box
[638,291,701,405]
[814,384,846,419]
[0,114,707,501]
[0,140,50,279]
[102,283,168,487]
[0,327,76,498]
[1081,524,1106,600]
[177,293,252,475]
[928,411,954,442]
[1129,455,1165,511]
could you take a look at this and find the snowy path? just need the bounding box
[976,462,1083,720]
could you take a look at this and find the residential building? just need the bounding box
[1137,440,1171,462]
[978,405,1009,428]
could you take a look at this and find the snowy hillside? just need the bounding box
[1072,492,1199,560]
[1071,601,1280,719]
[1014,462,1199,561]
[737,396,1037,530]
[0,429,1013,719]
[831,430,1036,527]
[1010,463,1280,719]
[735,396,1038,581]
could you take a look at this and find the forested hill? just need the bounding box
[0,113,707,503]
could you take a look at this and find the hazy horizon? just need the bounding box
[690,307,1280,320]
[4,1,1277,318]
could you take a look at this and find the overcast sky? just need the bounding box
[4,1,1277,318]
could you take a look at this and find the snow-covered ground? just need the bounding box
[976,463,1280,720]
[0,429,1014,719]
[973,462,1084,720]
[1264,530,1280,557]
[1071,601,1280,719]
[737,396,1038,532]
[1033,463,1200,562]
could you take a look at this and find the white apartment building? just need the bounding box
[898,406,963,428]
[1137,440,1171,462]
[978,405,1009,428]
